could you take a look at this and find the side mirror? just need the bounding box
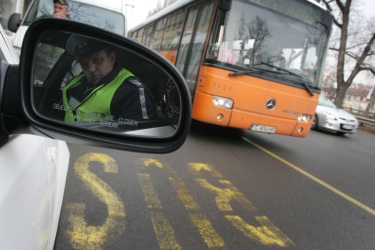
[3,19,191,153]
[8,13,21,33]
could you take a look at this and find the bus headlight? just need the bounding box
[213,96,233,109]
[298,114,312,122]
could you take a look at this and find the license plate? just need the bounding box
[342,124,354,130]
[251,124,276,134]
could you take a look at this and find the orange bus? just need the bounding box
[129,0,333,137]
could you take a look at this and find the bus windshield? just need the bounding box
[205,0,332,88]
[23,0,125,35]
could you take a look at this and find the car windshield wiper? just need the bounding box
[259,62,314,96]
[228,67,263,77]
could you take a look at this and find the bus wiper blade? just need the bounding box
[260,62,314,96]
[229,68,260,77]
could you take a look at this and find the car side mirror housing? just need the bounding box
[3,19,191,153]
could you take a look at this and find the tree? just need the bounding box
[321,0,375,108]
[322,65,338,99]
[236,15,271,66]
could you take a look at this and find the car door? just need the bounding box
[0,24,70,250]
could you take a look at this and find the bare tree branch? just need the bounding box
[322,0,374,108]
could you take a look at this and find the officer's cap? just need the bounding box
[66,35,107,61]
[53,0,68,6]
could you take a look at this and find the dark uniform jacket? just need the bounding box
[63,66,157,122]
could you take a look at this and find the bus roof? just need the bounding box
[305,0,329,10]
[130,0,329,33]
[130,0,194,31]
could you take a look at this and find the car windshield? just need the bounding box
[23,0,125,35]
[205,0,332,88]
[319,96,336,108]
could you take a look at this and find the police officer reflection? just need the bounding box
[62,35,156,126]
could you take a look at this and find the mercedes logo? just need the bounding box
[266,98,276,110]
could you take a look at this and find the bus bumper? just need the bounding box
[229,109,311,137]
[192,91,311,137]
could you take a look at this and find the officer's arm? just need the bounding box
[111,78,157,120]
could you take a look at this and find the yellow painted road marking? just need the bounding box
[151,212,182,250]
[226,215,294,247]
[190,213,225,248]
[169,176,200,210]
[188,163,223,178]
[195,178,258,212]
[139,159,225,248]
[138,173,163,209]
[140,158,164,169]
[139,158,200,210]
[66,153,125,249]
[138,159,183,249]
[243,137,375,217]
[66,155,294,248]
[188,163,293,247]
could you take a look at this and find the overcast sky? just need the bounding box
[126,0,158,29]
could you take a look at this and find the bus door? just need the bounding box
[175,0,214,95]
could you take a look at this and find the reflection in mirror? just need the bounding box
[32,31,181,138]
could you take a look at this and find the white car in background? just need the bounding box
[312,95,359,135]
[0,24,70,249]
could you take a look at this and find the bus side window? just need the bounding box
[142,24,155,46]
[151,18,166,51]
[184,1,215,91]
[175,6,199,74]
[159,9,185,64]
[135,28,144,43]
[130,30,137,39]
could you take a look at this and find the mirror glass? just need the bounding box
[32,31,182,138]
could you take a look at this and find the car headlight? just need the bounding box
[322,110,337,120]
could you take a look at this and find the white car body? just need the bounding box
[0,25,70,250]
[10,25,28,52]
[0,24,19,64]
[312,95,359,135]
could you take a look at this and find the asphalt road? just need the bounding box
[54,122,375,249]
